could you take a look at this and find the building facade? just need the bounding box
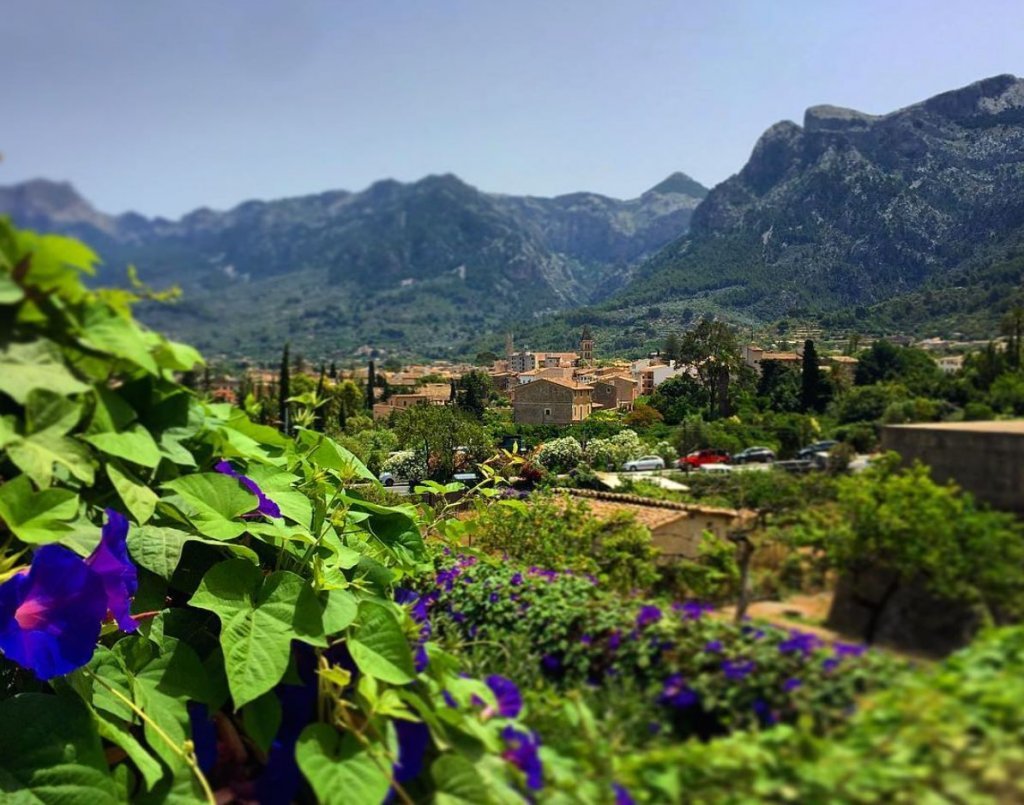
[511,378,593,425]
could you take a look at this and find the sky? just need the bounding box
[3,0,1023,218]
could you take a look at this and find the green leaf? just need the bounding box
[348,600,415,685]
[107,461,158,524]
[0,693,119,804]
[296,725,391,805]
[82,423,162,469]
[163,473,259,540]
[242,693,282,755]
[0,340,90,404]
[94,714,164,793]
[24,388,82,435]
[321,588,359,634]
[5,431,95,488]
[433,755,490,805]
[0,474,79,543]
[296,430,376,481]
[0,271,24,304]
[190,560,326,708]
[79,304,158,374]
[127,525,259,580]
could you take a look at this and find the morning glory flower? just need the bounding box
[636,605,663,629]
[783,677,802,692]
[704,640,723,653]
[87,509,139,631]
[753,698,776,726]
[510,572,523,586]
[613,783,636,805]
[721,659,756,681]
[501,726,544,791]
[394,720,431,784]
[777,630,821,656]
[821,657,840,673]
[0,544,108,680]
[675,600,714,620]
[215,459,281,518]
[834,641,867,658]
[659,674,699,708]
[484,675,523,718]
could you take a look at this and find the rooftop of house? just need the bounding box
[511,377,594,393]
[554,488,755,530]
[886,420,1024,434]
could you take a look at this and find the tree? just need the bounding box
[278,343,291,434]
[455,370,494,419]
[663,332,682,364]
[758,360,801,413]
[392,405,491,481]
[1001,306,1024,370]
[800,339,824,413]
[624,403,664,428]
[831,458,1024,641]
[648,374,706,424]
[678,317,741,419]
[366,360,376,410]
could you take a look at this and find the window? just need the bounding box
[544,408,551,416]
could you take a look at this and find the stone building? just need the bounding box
[558,489,755,560]
[510,378,592,425]
[591,376,639,411]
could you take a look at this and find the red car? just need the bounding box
[677,448,731,470]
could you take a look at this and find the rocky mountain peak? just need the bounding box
[645,172,708,199]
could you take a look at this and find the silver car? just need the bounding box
[622,455,666,472]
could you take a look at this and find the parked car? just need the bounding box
[796,440,838,460]
[677,448,731,470]
[622,455,666,472]
[732,446,776,464]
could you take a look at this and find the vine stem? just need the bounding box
[83,670,216,805]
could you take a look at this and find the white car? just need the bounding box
[622,455,666,472]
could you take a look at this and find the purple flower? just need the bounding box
[608,631,622,651]
[442,690,457,709]
[613,783,635,805]
[87,509,139,631]
[636,605,663,629]
[675,600,714,620]
[778,630,821,656]
[753,698,776,727]
[834,641,867,658]
[393,720,430,785]
[414,644,429,673]
[822,657,840,673]
[501,726,543,791]
[484,675,522,718]
[541,654,562,673]
[783,677,802,692]
[450,611,466,624]
[0,509,140,680]
[580,634,593,646]
[704,640,723,653]
[215,459,281,518]
[721,659,756,681]
[659,674,699,708]
[489,592,499,604]
[0,544,107,680]
[437,567,461,590]
[742,625,766,640]
[510,573,523,586]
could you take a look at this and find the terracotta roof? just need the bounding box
[557,488,752,520]
[511,377,592,392]
[760,352,801,361]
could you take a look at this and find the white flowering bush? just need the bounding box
[653,440,678,464]
[535,437,584,473]
[381,449,428,482]
[584,430,644,469]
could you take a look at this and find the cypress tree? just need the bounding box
[367,360,376,410]
[279,343,291,434]
[315,364,326,432]
[800,339,822,413]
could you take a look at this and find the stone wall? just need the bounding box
[881,422,1024,514]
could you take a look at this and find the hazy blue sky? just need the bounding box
[3,0,1022,217]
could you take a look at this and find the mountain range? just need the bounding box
[3,73,1024,362]
[0,172,706,360]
